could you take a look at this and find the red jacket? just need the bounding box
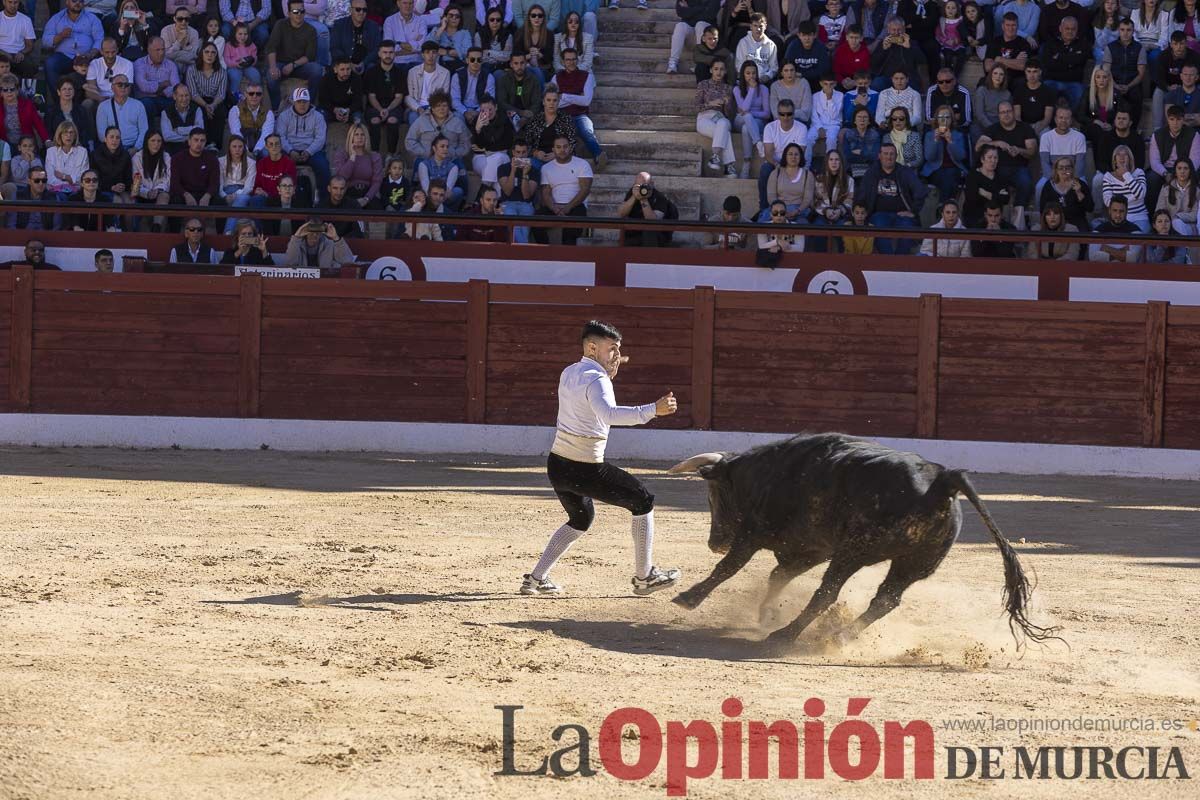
[833,41,871,84]
[7,97,49,146]
[253,154,297,198]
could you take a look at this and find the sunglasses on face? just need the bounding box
[530,12,544,17]
[245,89,262,95]
[176,15,188,21]
[938,78,953,84]
[290,8,305,14]
[82,177,98,183]
[31,177,46,183]
[0,88,14,93]
[186,226,203,232]
[771,211,786,217]
[467,57,481,62]
[778,112,793,117]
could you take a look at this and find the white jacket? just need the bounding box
[550,356,656,462]
[735,33,778,81]
[920,219,971,257]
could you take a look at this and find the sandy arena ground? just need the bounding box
[0,446,1197,799]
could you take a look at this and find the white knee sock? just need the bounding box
[531,524,584,580]
[632,512,654,579]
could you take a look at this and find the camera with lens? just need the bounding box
[636,184,651,198]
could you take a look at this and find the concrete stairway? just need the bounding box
[588,0,762,239]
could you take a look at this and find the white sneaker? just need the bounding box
[666,60,678,74]
[637,0,648,8]
[755,141,765,159]
[520,574,563,595]
[633,566,681,596]
[724,164,738,177]
[608,0,619,8]
[707,153,722,171]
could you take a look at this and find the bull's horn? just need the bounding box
[668,452,725,474]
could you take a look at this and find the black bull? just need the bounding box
[668,434,1060,648]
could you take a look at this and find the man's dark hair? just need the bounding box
[984,201,1004,213]
[189,127,206,139]
[581,320,621,343]
[1108,194,1128,208]
[379,39,396,49]
[428,178,448,191]
[797,20,816,35]
[1167,104,1185,119]
[1025,56,1041,69]
[1002,11,1018,23]
[95,248,114,261]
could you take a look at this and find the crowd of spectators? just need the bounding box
[676,0,1199,262]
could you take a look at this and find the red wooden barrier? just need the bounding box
[1,270,1197,450]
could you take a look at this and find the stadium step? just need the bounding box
[597,151,703,176]
[601,18,683,35]
[597,71,697,88]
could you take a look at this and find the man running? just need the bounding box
[521,320,681,597]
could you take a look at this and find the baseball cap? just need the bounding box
[292,87,310,102]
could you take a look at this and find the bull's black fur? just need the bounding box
[673,433,1062,650]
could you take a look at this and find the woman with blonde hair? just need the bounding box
[1101,144,1150,231]
[332,122,384,208]
[1077,66,1118,145]
[45,121,89,195]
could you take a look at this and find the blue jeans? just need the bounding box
[305,19,332,67]
[867,211,919,254]
[45,52,74,97]
[226,66,263,100]
[294,150,331,202]
[502,200,534,243]
[223,188,253,232]
[926,166,963,205]
[572,114,602,158]
[138,95,173,126]
[1043,80,1083,110]
[756,161,777,210]
[268,62,324,109]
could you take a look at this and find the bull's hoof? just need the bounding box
[759,630,796,657]
[672,591,702,610]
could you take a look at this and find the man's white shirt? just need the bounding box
[551,356,656,462]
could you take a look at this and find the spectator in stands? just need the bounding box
[1169,0,1200,53]
[717,0,754,51]
[519,85,575,166]
[227,79,273,154]
[972,64,1010,140]
[46,79,98,152]
[267,0,322,109]
[771,62,813,124]
[555,48,604,168]
[0,239,61,267]
[262,174,309,234]
[95,248,115,272]
[1149,105,1200,208]
[1077,66,1118,148]
[1090,195,1142,261]
[187,40,228,146]
[925,66,969,131]
[1012,58,1055,134]
[882,105,922,171]
[818,0,850,51]
[1164,63,1200,126]
[364,40,404,152]
[43,0,106,92]
[922,106,970,205]
[85,37,134,105]
[476,8,515,73]
[964,145,1011,226]
[869,16,921,91]
[1032,202,1081,260]
[970,201,1018,257]
[452,46,496,125]
[985,12,1031,86]
[1041,16,1088,108]
[119,2,157,59]
[756,201,804,266]
[1094,106,1144,193]
[934,0,969,77]
[160,82,204,153]
[221,0,273,50]
[808,73,842,155]
[458,185,506,241]
[696,61,737,176]
[470,95,514,184]
[95,74,148,151]
[496,138,538,242]
[559,2,597,41]
[251,131,296,200]
[427,5,471,73]
[856,0,888,51]
[1101,144,1150,231]
[332,122,381,208]
[0,0,36,81]
[703,194,750,249]
[0,134,40,200]
[735,13,777,82]
[45,121,89,195]
[371,156,409,236]
[617,172,679,247]
[920,199,970,257]
[277,86,329,200]
[516,5,555,81]
[1039,0,1088,46]
[496,51,542,128]
[976,100,1035,222]
[384,0,443,76]
[1091,0,1123,62]
[320,176,365,237]
[415,133,465,208]
[170,127,221,226]
[64,169,116,231]
[1038,105,1087,197]
[1157,158,1198,237]
[406,40,452,120]
[217,133,256,230]
[876,67,922,128]
[732,60,768,178]
[533,133,590,244]
[962,1,992,63]
[133,129,172,231]
[692,22,732,83]
[91,124,134,226]
[169,216,221,263]
[286,217,354,266]
[133,37,180,122]
[787,20,831,89]
[839,104,880,180]
[220,218,273,264]
[812,148,853,229]
[1103,18,1146,126]
[840,201,874,254]
[0,74,45,148]
[1152,31,1198,128]
[667,0,718,75]
[1039,155,1093,231]
[993,0,1038,39]
[901,0,941,70]
[163,7,201,71]
[757,97,807,210]
[331,1,380,74]
[761,142,813,222]
[1146,208,1190,263]
[1131,0,1169,71]
[840,69,874,124]
[405,88,469,160]
[833,25,869,90]
[853,141,927,254]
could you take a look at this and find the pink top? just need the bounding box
[224,42,257,66]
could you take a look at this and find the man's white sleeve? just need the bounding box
[585,376,657,427]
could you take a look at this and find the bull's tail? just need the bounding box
[941,470,1064,650]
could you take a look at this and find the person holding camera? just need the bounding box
[617,172,680,248]
[284,217,355,268]
[220,218,273,265]
[497,138,539,243]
